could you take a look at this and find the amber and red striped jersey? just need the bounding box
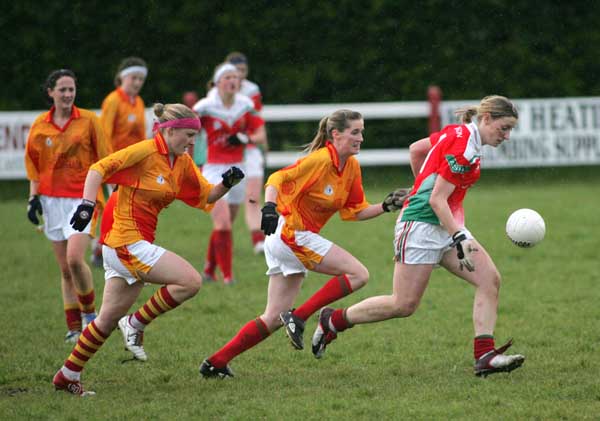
[100,87,146,152]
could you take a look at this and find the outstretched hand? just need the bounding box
[221,166,245,189]
[381,188,409,212]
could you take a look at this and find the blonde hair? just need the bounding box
[454,95,518,124]
[304,109,363,153]
[153,103,196,123]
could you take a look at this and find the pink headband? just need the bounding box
[152,117,201,132]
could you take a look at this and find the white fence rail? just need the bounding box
[2,97,600,179]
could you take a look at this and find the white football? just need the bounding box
[506,208,545,248]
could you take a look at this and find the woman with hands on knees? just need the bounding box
[311,95,525,378]
[52,103,244,396]
[199,109,408,378]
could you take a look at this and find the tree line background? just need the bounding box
[2,0,599,149]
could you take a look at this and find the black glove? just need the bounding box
[449,230,477,272]
[226,133,250,146]
[221,166,245,188]
[27,195,43,225]
[261,202,279,235]
[70,199,96,232]
[382,188,409,212]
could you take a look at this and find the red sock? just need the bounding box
[474,335,495,360]
[251,230,265,246]
[77,289,96,314]
[330,308,352,332]
[293,275,353,321]
[64,303,81,331]
[214,230,233,280]
[204,231,217,276]
[209,317,270,368]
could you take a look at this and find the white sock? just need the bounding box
[61,366,80,381]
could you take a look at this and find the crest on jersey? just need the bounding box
[156,174,165,185]
[128,114,136,122]
[45,137,52,146]
[213,121,222,130]
[324,185,334,196]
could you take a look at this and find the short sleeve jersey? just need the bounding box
[193,91,264,164]
[401,122,482,225]
[90,132,215,247]
[266,141,370,246]
[100,88,146,152]
[25,106,111,198]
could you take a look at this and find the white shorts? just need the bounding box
[394,220,474,265]
[243,147,265,178]
[103,240,166,285]
[202,162,247,204]
[264,217,333,276]
[40,196,92,241]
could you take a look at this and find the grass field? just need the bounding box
[1,166,599,420]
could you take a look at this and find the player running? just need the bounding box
[199,109,408,378]
[312,95,525,377]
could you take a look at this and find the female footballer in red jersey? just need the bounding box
[52,103,244,396]
[313,96,525,377]
[193,63,267,285]
[225,51,269,254]
[25,69,110,344]
[199,109,407,378]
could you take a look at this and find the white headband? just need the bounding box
[120,66,148,78]
[213,63,237,84]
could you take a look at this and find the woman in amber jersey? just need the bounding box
[52,103,244,396]
[199,109,408,378]
[25,69,110,344]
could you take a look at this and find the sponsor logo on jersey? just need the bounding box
[445,155,471,174]
[128,114,136,122]
[324,185,334,196]
[454,126,463,138]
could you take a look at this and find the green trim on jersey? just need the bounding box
[445,155,471,173]
[400,173,440,224]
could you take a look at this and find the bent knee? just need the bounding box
[348,265,370,289]
[184,273,202,295]
[390,298,420,318]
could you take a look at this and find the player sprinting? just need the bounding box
[199,109,408,378]
[193,63,267,285]
[25,69,110,344]
[312,95,525,377]
[52,103,244,396]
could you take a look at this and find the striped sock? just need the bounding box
[209,317,270,368]
[63,320,108,374]
[64,303,82,332]
[293,275,353,321]
[130,286,180,330]
[77,289,96,314]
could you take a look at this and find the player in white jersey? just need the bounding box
[225,52,269,254]
[193,63,266,284]
[312,96,527,377]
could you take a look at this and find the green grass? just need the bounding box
[1,166,600,420]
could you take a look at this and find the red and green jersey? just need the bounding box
[401,123,483,226]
